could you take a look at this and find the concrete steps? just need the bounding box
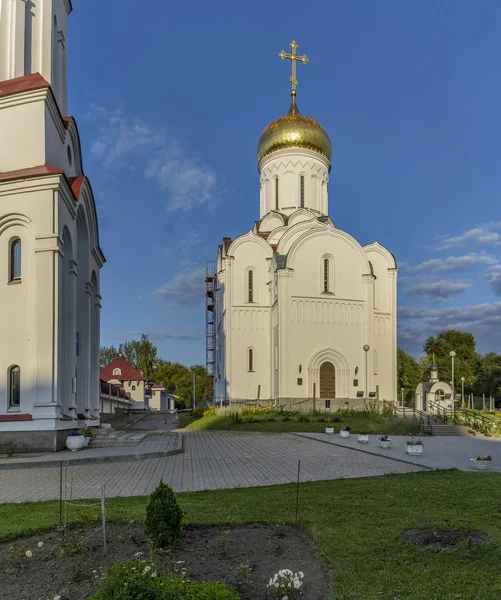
[88,428,148,448]
[430,423,469,436]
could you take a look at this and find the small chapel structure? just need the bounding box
[415,363,453,413]
[0,0,104,451]
[213,41,397,409]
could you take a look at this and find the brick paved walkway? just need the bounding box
[295,431,501,471]
[0,432,423,503]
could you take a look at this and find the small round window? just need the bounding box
[67,145,72,166]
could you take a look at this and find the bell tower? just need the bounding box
[0,0,71,114]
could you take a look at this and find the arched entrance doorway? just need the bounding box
[320,362,336,398]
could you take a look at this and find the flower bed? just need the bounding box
[0,524,331,600]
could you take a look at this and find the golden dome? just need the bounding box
[257,93,332,165]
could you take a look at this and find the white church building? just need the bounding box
[0,0,104,451]
[214,41,397,409]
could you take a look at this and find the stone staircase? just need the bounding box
[88,427,148,448]
[429,422,469,436]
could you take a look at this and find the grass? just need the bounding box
[180,412,424,436]
[3,471,501,598]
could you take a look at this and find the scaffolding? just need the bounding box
[205,261,216,401]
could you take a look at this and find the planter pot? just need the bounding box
[325,427,334,435]
[66,435,85,452]
[472,460,491,471]
[378,440,392,449]
[406,445,423,456]
[357,435,369,444]
[84,437,91,447]
[339,430,350,439]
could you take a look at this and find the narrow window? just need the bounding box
[325,399,331,409]
[300,175,305,208]
[323,259,329,292]
[248,349,254,372]
[248,270,254,303]
[275,178,279,210]
[10,239,21,281]
[8,366,20,408]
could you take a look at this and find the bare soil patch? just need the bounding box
[0,523,331,600]
[401,528,487,551]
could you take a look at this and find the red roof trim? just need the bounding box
[0,414,33,422]
[69,175,84,199]
[0,164,64,183]
[0,73,50,100]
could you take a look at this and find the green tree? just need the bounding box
[473,352,501,401]
[152,361,207,408]
[99,345,118,368]
[423,329,481,395]
[397,348,423,406]
[118,334,158,379]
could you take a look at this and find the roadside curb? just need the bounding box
[0,434,184,471]
[290,433,434,471]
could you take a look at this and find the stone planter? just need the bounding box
[406,444,423,456]
[84,437,91,447]
[325,427,334,435]
[339,430,350,439]
[378,439,392,449]
[357,434,369,443]
[66,434,85,452]
[471,460,491,471]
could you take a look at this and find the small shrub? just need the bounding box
[331,416,342,423]
[316,417,326,423]
[145,481,183,548]
[89,560,239,600]
[6,441,16,457]
[295,414,311,423]
[282,417,291,422]
[267,418,276,422]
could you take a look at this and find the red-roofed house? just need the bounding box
[0,2,105,452]
[100,356,147,407]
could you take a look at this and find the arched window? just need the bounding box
[10,238,21,282]
[248,270,254,303]
[300,175,305,208]
[323,259,329,292]
[113,368,122,376]
[8,366,20,408]
[248,349,254,372]
[275,178,279,210]
[435,389,445,402]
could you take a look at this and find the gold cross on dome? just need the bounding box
[278,40,309,94]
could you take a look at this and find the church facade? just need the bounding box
[0,0,104,450]
[214,42,397,409]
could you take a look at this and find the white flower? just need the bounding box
[299,571,304,578]
[134,551,143,557]
[38,542,43,548]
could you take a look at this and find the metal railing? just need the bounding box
[381,400,434,433]
[427,400,496,435]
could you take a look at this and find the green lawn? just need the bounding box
[2,471,501,598]
[180,412,424,435]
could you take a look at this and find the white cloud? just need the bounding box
[90,109,218,212]
[406,280,470,299]
[486,265,501,296]
[437,225,501,251]
[103,330,203,341]
[403,252,497,273]
[153,266,206,308]
[398,302,501,355]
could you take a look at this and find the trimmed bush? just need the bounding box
[145,481,183,548]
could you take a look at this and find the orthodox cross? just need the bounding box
[278,40,308,94]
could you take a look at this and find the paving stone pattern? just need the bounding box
[0,432,422,504]
[297,432,501,471]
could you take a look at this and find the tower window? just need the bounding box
[113,368,122,376]
[9,239,21,282]
[323,259,329,292]
[8,366,20,408]
[248,349,254,372]
[300,175,305,208]
[275,178,279,210]
[248,270,254,303]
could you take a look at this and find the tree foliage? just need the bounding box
[145,480,183,548]
[397,348,423,405]
[423,329,481,394]
[99,345,118,369]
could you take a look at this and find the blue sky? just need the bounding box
[68,0,501,364]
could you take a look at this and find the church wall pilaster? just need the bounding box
[277,268,294,398]
[362,273,375,397]
[225,258,234,400]
[388,268,398,401]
